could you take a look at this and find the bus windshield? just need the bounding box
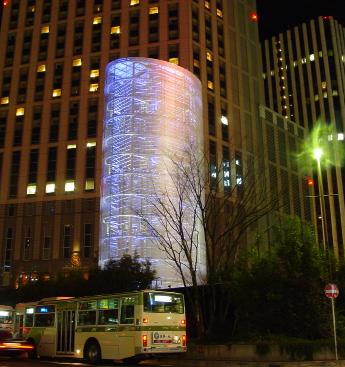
[144,292,184,314]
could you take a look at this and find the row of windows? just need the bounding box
[0,100,98,147]
[3,222,94,270]
[1,144,96,198]
[5,5,179,62]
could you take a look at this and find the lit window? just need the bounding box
[270,70,274,76]
[30,6,35,12]
[309,54,315,61]
[73,58,82,67]
[93,16,102,24]
[45,183,55,194]
[85,179,95,191]
[0,97,9,105]
[86,142,96,147]
[328,135,334,141]
[111,26,121,34]
[206,51,213,61]
[221,116,228,125]
[89,84,99,92]
[338,133,344,141]
[319,51,323,57]
[130,0,139,5]
[321,81,327,89]
[314,94,319,101]
[65,181,75,192]
[26,184,37,195]
[207,80,214,90]
[16,107,25,116]
[90,69,99,78]
[37,64,46,72]
[149,6,158,14]
[333,90,338,96]
[293,61,297,67]
[236,177,243,185]
[168,58,179,65]
[193,60,200,67]
[262,73,266,79]
[204,1,210,9]
[216,9,223,18]
[67,144,77,149]
[41,26,49,34]
[52,89,61,98]
[301,57,306,64]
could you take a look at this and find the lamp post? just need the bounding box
[313,148,328,251]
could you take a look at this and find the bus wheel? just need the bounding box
[84,340,101,364]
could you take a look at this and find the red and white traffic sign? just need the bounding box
[324,283,339,299]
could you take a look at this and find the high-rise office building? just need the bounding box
[0,0,307,287]
[262,16,345,259]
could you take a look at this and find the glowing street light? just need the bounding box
[312,146,328,251]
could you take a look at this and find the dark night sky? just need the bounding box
[256,0,345,40]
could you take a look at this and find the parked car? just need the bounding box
[0,329,35,357]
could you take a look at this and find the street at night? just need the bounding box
[0,357,172,367]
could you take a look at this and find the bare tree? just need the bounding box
[139,148,278,337]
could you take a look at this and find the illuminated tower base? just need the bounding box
[100,58,204,287]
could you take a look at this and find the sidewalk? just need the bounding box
[159,359,345,367]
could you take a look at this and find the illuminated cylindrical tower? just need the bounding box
[100,58,204,287]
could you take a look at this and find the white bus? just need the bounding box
[18,290,186,363]
[0,305,13,334]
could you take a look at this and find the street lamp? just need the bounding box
[312,147,328,251]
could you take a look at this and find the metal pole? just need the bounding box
[331,298,338,360]
[316,158,328,251]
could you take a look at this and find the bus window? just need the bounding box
[98,309,119,325]
[77,311,96,326]
[144,292,184,314]
[35,313,54,327]
[34,305,55,327]
[24,313,34,327]
[120,305,134,324]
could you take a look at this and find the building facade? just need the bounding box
[262,16,345,260]
[0,0,306,287]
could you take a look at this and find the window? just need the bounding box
[42,0,52,22]
[56,23,66,57]
[68,102,79,139]
[66,146,76,190]
[9,151,20,198]
[4,228,13,272]
[83,224,92,258]
[129,11,140,46]
[148,6,159,43]
[168,4,179,40]
[27,149,39,193]
[42,227,51,260]
[31,105,42,144]
[120,302,134,324]
[130,0,139,5]
[23,226,32,261]
[88,99,98,137]
[0,112,7,148]
[63,225,72,259]
[46,147,57,183]
[13,115,24,146]
[22,30,32,63]
[78,301,96,325]
[50,104,60,142]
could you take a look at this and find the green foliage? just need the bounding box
[12,254,156,304]
[231,216,330,340]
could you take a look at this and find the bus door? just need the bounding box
[14,313,23,338]
[56,310,75,354]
